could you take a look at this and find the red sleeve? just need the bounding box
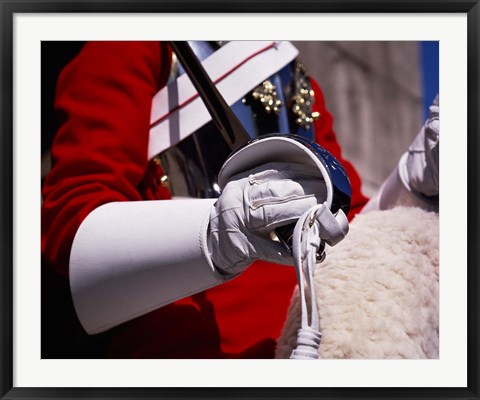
[41,41,172,276]
[310,78,368,220]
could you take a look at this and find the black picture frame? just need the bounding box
[1,1,479,399]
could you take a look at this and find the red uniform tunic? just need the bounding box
[41,41,368,358]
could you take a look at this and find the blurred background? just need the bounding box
[41,41,439,198]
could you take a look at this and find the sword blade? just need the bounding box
[169,41,251,151]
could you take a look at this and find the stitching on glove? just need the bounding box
[249,193,317,211]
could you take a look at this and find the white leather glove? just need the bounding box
[399,95,439,198]
[209,162,328,276]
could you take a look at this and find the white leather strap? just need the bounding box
[69,199,225,334]
[148,41,299,159]
[290,204,349,359]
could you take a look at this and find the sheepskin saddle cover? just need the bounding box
[276,206,439,359]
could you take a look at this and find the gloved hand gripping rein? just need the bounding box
[216,134,351,359]
[69,136,351,337]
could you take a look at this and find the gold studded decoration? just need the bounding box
[292,61,320,130]
[250,80,283,115]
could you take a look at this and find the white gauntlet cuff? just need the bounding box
[70,199,225,334]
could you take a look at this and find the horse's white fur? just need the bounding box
[276,207,439,359]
